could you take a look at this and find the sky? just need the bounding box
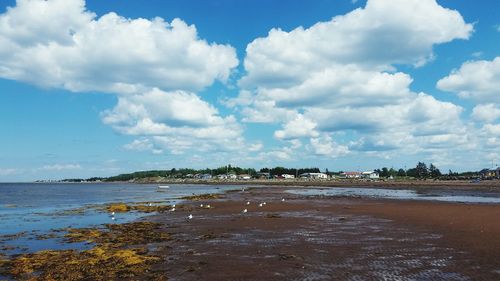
[0,0,499,181]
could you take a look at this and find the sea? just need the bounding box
[0,182,245,256]
[1,182,499,257]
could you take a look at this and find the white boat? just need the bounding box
[157,185,170,190]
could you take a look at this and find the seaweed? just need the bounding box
[2,222,172,280]
[180,193,222,201]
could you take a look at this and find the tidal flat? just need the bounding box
[1,183,499,280]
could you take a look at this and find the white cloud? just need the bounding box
[471,104,500,123]
[0,0,245,156]
[123,138,154,152]
[0,0,238,94]
[308,135,349,157]
[240,0,472,88]
[102,88,246,154]
[274,114,319,140]
[230,0,472,161]
[437,57,500,103]
[39,164,82,171]
[0,168,18,176]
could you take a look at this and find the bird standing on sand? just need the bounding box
[281,198,285,202]
[206,204,211,208]
[171,207,176,212]
[200,204,204,208]
[242,209,248,213]
[258,203,263,207]
[188,214,193,220]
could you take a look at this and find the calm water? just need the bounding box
[0,183,245,255]
[286,187,500,203]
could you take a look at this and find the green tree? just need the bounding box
[429,163,441,178]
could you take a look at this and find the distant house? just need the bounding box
[361,171,379,179]
[340,172,361,179]
[299,172,328,180]
[238,174,252,180]
[256,172,271,179]
[480,168,500,179]
[282,174,295,179]
[200,174,212,180]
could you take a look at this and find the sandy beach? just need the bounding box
[148,186,500,280]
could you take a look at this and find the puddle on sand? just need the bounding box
[286,187,500,204]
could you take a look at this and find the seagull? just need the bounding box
[188,214,193,220]
[111,216,116,221]
[173,204,176,208]
[171,207,176,212]
[242,188,245,192]
[263,202,267,205]
[242,209,248,213]
[206,204,211,209]
[148,202,152,206]
[258,203,263,207]
[246,201,250,205]
[111,212,115,216]
[281,198,286,202]
[200,204,204,208]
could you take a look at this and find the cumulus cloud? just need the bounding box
[471,104,500,123]
[240,0,472,88]
[102,88,247,153]
[0,0,238,94]
[308,135,349,157]
[0,0,246,156]
[228,0,472,160]
[437,57,500,103]
[39,164,82,171]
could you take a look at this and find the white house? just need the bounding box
[361,171,379,179]
[299,172,328,180]
[282,174,295,179]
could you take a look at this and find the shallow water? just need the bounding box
[0,183,244,255]
[286,187,500,204]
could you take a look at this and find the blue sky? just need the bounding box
[0,0,499,181]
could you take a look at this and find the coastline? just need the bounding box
[2,184,500,280]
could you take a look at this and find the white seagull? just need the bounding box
[281,198,286,202]
[242,209,248,213]
[200,204,204,208]
[188,214,193,220]
[246,201,250,205]
[206,204,211,208]
[111,212,115,216]
[258,203,263,207]
[171,207,176,212]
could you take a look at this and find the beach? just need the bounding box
[147,185,500,280]
[1,183,499,280]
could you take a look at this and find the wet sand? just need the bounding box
[150,186,500,280]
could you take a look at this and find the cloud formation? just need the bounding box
[0,0,244,155]
[0,0,238,94]
[228,0,473,160]
[437,57,500,103]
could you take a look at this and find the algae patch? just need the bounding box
[106,202,172,213]
[64,222,172,246]
[1,222,171,280]
[181,193,222,201]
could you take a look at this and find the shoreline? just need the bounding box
[2,185,499,280]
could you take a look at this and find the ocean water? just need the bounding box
[0,183,245,255]
[286,187,500,204]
